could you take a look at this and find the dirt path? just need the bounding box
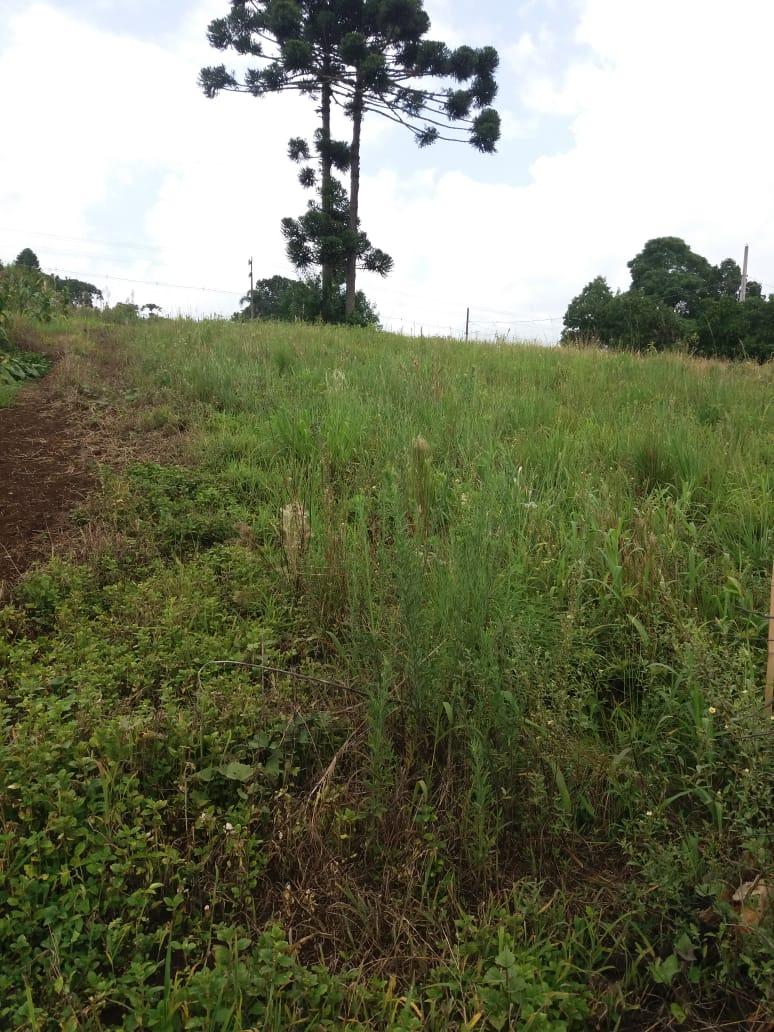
[0,379,94,595]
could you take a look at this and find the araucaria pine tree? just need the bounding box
[201,1,501,321]
[281,135,392,303]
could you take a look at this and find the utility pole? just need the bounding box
[248,257,255,320]
[465,307,470,341]
[739,244,749,302]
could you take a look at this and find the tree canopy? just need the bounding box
[563,237,773,361]
[235,272,379,326]
[14,248,41,271]
[52,276,103,308]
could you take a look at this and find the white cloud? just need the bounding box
[0,1,315,313]
[362,0,774,339]
[509,32,538,62]
[2,0,773,335]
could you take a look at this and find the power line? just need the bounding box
[0,226,169,255]
[367,280,563,323]
[48,265,242,297]
[4,227,565,324]
[484,316,561,325]
[28,247,160,267]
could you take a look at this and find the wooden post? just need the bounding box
[248,257,254,320]
[740,245,749,302]
[465,307,470,341]
[765,560,774,715]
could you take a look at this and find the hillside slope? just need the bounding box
[1,317,772,1030]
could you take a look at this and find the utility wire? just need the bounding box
[48,265,242,296]
[5,228,564,324]
[0,226,169,254]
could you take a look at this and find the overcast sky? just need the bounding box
[1,0,773,341]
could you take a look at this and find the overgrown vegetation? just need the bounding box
[0,265,54,403]
[235,273,379,326]
[1,315,772,1029]
[0,347,49,395]
[563,237,774,360]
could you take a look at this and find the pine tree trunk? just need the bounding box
[345,87,363,321]
[320,71,334,323]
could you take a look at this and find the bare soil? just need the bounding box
[0,379,94,594]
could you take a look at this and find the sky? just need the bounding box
[1,0,773,342]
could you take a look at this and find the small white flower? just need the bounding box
[645,810,653,818]
[204,904,210,913]
[708,706,717,715]
[742,768,750,775]
[224,821,234,833]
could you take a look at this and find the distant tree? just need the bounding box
[142,302,162,317]
[627,237,714,317]
[695,295,773,362]
[601,290,686,350]
[563,236,774,360]
[15,248,41,272]
[104,301,140,323]
[237,275,310,321]
[201,0,500,321]
[710,258,742,300]
[53,276,103,308]
[562,279,684,351]
[561,276,613,341]
[236,273,379,326]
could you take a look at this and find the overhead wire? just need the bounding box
[46,265,243,296]
[0,226,170,254]
[3,228,562,326]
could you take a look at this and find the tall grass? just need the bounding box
[1,315,772,1029]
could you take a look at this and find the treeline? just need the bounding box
[234,274,379,326]
[2,248,103,309]
[0,249,162,327]
[562,237,773,361]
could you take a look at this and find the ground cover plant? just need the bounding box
[1,315,772,1030]
[0,341,50,407]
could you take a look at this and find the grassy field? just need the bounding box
[1,316,773,1030]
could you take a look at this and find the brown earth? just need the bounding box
[1,326,186,597]
[0,378,95,595]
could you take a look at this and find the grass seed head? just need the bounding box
[281,501,311,573]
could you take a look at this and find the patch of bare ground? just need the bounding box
[0,326,187,597]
